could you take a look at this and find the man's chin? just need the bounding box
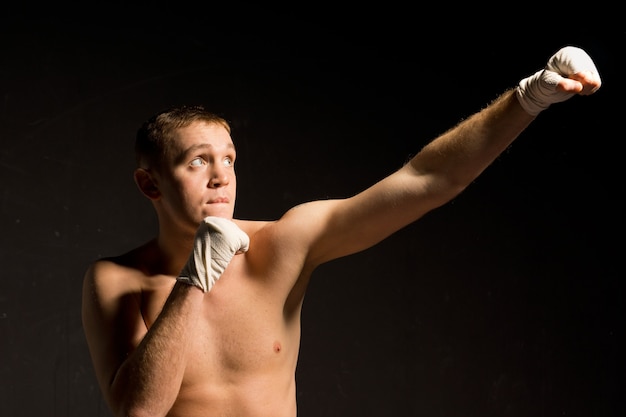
[200,209,233,221]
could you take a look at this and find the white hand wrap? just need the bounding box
[516,46,600,116]
[177,216,250,292]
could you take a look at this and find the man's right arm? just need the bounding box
[82,260,204,417]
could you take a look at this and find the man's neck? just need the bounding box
[154,221,196,276]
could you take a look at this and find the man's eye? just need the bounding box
[190,158,204,167]
[223,157,233,167]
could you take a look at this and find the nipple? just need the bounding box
[273,341,282,353]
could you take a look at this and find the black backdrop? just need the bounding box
[0,5,623,417]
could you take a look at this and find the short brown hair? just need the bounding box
[135,105,231,170]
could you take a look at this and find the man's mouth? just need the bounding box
[208,197,229,204]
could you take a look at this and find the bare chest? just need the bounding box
[140,265,300,379]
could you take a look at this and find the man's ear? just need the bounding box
[134,168,161,200]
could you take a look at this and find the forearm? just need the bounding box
[408,89,534,201]
[110,282,203,417]
[410,43,603,198]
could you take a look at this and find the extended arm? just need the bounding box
[302,46,601,264]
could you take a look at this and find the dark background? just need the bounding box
[0,4,623,417]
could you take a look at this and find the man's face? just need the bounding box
[155,120,237,228]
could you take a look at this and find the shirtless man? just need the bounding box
[81,46,602,417]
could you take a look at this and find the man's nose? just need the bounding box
[208,165,230,187]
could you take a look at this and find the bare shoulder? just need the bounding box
[83,247,147,299]
[235,199,345,268]
[81,241,171,325]
[235,200,339,246]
